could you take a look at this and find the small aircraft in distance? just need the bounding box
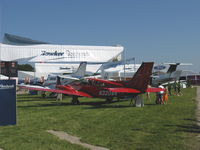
[19,62,164,106]
[37,62,87,89]
[19,62,87,98]
[151,63,192,86]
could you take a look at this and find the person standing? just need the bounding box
[163,87,169,104]
[177,80,183,96]
[167,83,172,96]
[173,81,178,95]
[146,85,151,100]
[156,84,165,104]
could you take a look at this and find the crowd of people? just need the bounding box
[147,80,185,105]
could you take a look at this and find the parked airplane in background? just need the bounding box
[19,62,87,98]
[19,62,164,106]
[151,63,192,86]
[42,62,87,89]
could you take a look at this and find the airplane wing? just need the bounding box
[106,88,141,93]
[58,75,80,80]
[18,84,68,94]
[18,84,92,98]
[56,85,92,97]
[88,78,124,86]
[163,63,192,65]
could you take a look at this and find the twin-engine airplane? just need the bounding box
[19,62,164,105]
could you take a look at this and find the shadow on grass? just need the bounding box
[176,125,200,133]
[144,103,157,106]
[81,100,140,109]
[17,94,158,109]
[183,118,200,123]
[83,104,132,109]
[17,100,133,109]
[17,98,56,102]
[18,102,71,108]
[165,123,200,134]
[17,94,60,102]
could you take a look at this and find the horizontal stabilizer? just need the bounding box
[146,87,165,92]
[107,88,141,93]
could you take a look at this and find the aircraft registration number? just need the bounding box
[99,90,117,96]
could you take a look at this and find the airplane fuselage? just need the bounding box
[67,78,137,99]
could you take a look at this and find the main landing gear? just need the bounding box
[72,96,80,105]
[130,95,144,107]
[41,91,46,98]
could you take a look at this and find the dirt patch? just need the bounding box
[47,130,109,150]
[0,148,4,150]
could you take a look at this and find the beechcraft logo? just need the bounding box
[41,51,64,56]
[0,84,15,90]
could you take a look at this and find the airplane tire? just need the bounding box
[72,99,76,104]
[42,93,46,98]
[72,96,80,105]
[72,99,80,105]
[106,97,113,103]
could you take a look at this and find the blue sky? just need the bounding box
[0,0,200,72]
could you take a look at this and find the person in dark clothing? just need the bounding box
[177,80,183,96]
[167,82,172,96]
[173,81,178,95]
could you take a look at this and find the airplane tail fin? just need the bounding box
[165,63,192,74]
[72,62,87,78]
[56,76,61,85]
[166,63,179,73]
[126,62,153,93]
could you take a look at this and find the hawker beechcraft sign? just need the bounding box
[40,50,90,58]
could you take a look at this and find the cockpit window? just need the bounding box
[49,77,56,80]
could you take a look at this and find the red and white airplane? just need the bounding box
[19,62,164,105]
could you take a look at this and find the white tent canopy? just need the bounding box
[0,74,9,80]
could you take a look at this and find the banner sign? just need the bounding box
[0,43,124,63]
[0,80,17,126]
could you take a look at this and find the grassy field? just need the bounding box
[0,88,199,150]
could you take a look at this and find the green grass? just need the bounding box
[0,88,199,150]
